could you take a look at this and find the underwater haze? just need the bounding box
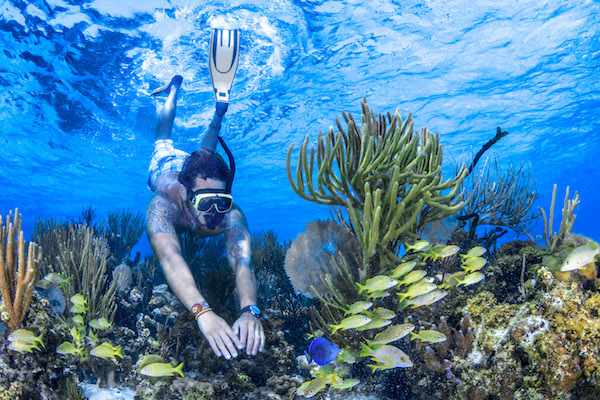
[0,0,599,246]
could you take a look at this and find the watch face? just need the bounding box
[249,305,261,316]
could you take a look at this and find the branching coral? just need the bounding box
[459,158,539,239]
[34,221,117,322]
[0,209,42,329]
[106,209,144,263]
[60,376,84,400]
[538,184,579,252]
[72,205,104,232]
[251,230,307,315]
[252,230,289,275]
[287,98,468,279]
[199,261,237,320]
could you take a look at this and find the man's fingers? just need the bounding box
[226,326,242,349]
[216,335,235,360]
[233,321,244,350]
[250,326,261,355]
[207,337,222,358]
[245,326,256,355]
[258,326,265,352]
[239,323,248,349]
[220,332,239,359]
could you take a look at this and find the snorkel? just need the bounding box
[218,136,236,194]
[201,136,235,230]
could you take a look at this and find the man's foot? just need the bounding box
[151,75,183,96]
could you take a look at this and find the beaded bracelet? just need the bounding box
[191,301,212,320]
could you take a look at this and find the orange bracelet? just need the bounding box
[194,308,212,319]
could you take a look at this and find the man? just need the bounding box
[145,29,263,361]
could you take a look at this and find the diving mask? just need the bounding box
[189,188,233,213]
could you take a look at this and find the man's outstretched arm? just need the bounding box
[146,193,242,359]
[225,206,265,356]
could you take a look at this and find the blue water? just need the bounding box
[0,0,598,251]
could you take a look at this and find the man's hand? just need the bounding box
[196,312,242,360]
[232,313,265,356]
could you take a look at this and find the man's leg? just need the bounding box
[154,75,183,140]
[200,103,228,151]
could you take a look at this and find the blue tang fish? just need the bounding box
[307,337,341,366]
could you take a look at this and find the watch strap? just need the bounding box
[239,305,260,317]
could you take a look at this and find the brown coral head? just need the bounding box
[284,220,360,298]
[577,262,597,280]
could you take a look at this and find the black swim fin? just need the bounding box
[151,75,183,96]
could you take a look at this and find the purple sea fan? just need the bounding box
[284,220,360,298]
[38,285,66,314]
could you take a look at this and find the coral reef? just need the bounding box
[252,230,312,345]
[1,184,598,400]
[403,246,600,400]
[252,230,294,306]
[112,263,134,295]
[263,375,303,398]
[176,233,238,320]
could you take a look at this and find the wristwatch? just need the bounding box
[239,305,261,317]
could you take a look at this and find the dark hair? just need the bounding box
[178,148,230,194]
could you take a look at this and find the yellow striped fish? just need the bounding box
[367,323,415,346]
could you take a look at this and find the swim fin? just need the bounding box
[151,75,183,96]
[209,28,240,104]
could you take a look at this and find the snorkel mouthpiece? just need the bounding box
[204,210,225,230]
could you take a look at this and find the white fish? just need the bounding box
[561,242,600,272]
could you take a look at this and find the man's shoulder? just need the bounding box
[148,191,179,212]
[224,204,248,229]
[151,181,185,206]
[146,193,180,238]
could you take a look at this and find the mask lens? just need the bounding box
[192,193,233,213]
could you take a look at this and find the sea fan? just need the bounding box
[284,220,360,298]
[43,285,66,314]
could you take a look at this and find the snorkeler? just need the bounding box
[146,29,264,360]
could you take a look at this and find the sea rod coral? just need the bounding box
[0,208,42,329]
[286,97,468,279]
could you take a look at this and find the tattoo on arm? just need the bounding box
[146,195,178,237]
[226,223,251,270]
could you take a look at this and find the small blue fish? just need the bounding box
[306,337,341,366]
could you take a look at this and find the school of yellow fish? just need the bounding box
[298,241,487,397]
